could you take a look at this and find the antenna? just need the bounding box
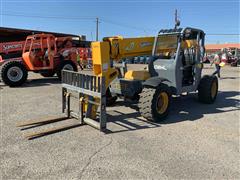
[174,9,180,29]
[96,17,99,41]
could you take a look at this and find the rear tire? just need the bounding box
[139,84,171,122]
[198,75,218,104]
[1,61,28,87]
[57,61,77,80]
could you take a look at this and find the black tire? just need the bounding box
[40,70,55,77]
[106,88,117,106]
[1,61,28,87]
[138,84,171,122]
[231,62,237,67]
[56,61,77,80]
[198,75,218,104]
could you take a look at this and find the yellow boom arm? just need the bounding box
[91,36,155,87]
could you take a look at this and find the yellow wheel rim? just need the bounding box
[156,92,169,114]
[211,81,217,98]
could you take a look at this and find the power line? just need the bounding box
[207,34,240,36]
[1,12,152,30]
[1,13,239,36]
[100,19,157,32]
[0,13,96,20]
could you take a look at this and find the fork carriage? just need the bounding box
[61,70,107,131]
[17,70,107,139]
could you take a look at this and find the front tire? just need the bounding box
[198,75,218,104]
[106,88,117,106]
[139,84,171,122]
[1,61,28,87]
[57,61,77,80]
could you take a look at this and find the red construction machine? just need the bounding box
[1,33,91,87]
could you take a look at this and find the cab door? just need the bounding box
[22,37,44,70]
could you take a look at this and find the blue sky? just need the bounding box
[0,0,239,44]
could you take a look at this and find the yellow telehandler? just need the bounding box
[18,27,218,139]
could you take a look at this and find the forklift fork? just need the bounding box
[17,70,107,139]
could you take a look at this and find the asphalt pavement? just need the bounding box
[0,64,239,179]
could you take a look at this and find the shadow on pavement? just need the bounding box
[105,111,161,134]
[0,85,5,89]
[220,77,239,80]
[163,91,239,124]
[19,91,239,138]
[0,80,6,88]
[106,91,240,133]
[0,77,61,88]
[27,124,82,140]
[21,77,60,87]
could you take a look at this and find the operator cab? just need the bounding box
[22,34,57,71]
[150,27,205,94]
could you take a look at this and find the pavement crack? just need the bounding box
[78,137,113,179]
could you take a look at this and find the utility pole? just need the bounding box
[175,9,177,29]
[96,17,99,41]
[174,9,180,30]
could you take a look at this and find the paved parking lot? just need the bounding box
[0,64,239,179]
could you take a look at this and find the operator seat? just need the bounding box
[181,50,194,86]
